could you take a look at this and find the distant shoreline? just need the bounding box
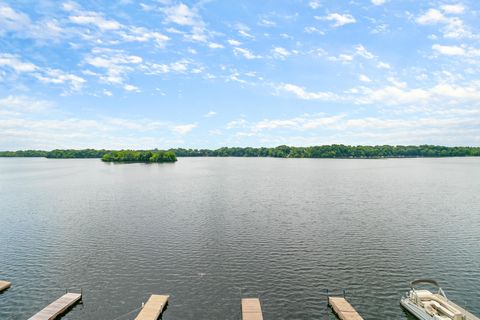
[0,145,479,159]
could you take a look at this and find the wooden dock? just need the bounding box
[329,297,364,320]
[0,280,11,292]
[242,298,263,320]
[28,292,82,320]
[135,294,169,320]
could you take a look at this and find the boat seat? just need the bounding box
[416,290,434,299]
[415,291,463,320]
[423,301,439,316]
[426,300,463,320]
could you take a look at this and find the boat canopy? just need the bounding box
[410,279,440,289]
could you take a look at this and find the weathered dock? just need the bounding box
[0,280,11,292]
[329,296,364,320]
[242,298,263,320]
[135,294,169,320]
[28,292,82,320]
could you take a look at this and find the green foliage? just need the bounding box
[101,150,177,163]
[46,149,110,158]
[1,145,479,160]
[168,145,480,158]
[0,150,48,157]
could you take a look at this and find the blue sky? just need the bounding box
[0,0,479,149]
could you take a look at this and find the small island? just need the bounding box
[101,150,177,163]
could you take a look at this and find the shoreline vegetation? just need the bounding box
[0,145,480,160]
[101,150,177,163]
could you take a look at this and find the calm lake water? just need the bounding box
[0,157,479,320]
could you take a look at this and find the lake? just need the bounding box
[0,157,479,319]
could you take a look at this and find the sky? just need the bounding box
[0,0,480,150]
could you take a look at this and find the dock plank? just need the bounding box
[329,297,364,320]
[242,298,263,320]
[135,294,169,320]
[28,292,82,320]
[0,280,11,292]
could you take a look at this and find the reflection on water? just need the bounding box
[0,157,479,319]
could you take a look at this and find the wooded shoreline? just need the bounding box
[1,145,480,159]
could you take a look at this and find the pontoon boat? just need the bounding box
[400,279,479,320]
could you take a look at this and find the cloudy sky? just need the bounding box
[1,0,479,150]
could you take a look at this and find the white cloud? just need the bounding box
[227,71,247,84]
[170,60,189,72]
[35,68,86,92]
[275,78,480,110]
[371,0,386,5]
[204,111,217,117]
[208,42,224,49]
[442,17,471,39]
[0,53,38,72]
[0,2,30,33]
[0,3,65,41]
[235,23,255,38]
[233,47,261,59]
[62,2,79,12]
[355,44,376,59]
[308,0,321,9]
[227,39,241,46]
[224,110,480,146]
[341,117,479,130]
[69,13,121,30]
[416,9,446,25]
[319,13,356,27]
[416,7,472,39]
[304,26,325,34]
[0,115,193,150]
[355,82,480,106]
[0,54,84,92]
[123,84,140,92]
[272,47,291,59]
[162,3,209,42]
[356,86,429,105]
[118,26,169,47]
[226,118,247,129]
[145,59,192,75]
[359,74,372,82]
[162,3,208,42]
[441,4,465,14]
[163,3,197,26]
[259,18,276,27]
[432,44,465,56]
[377,61,391,69]
[328,54,353,63]
[0,95,53,114]
[253,114,344,131]
[278,83,339,101]
[85,49,143,84]
[172,123,196,135]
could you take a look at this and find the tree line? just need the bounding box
[1,145,480,159]
[0,149,109,158]
[169,145,480,158]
